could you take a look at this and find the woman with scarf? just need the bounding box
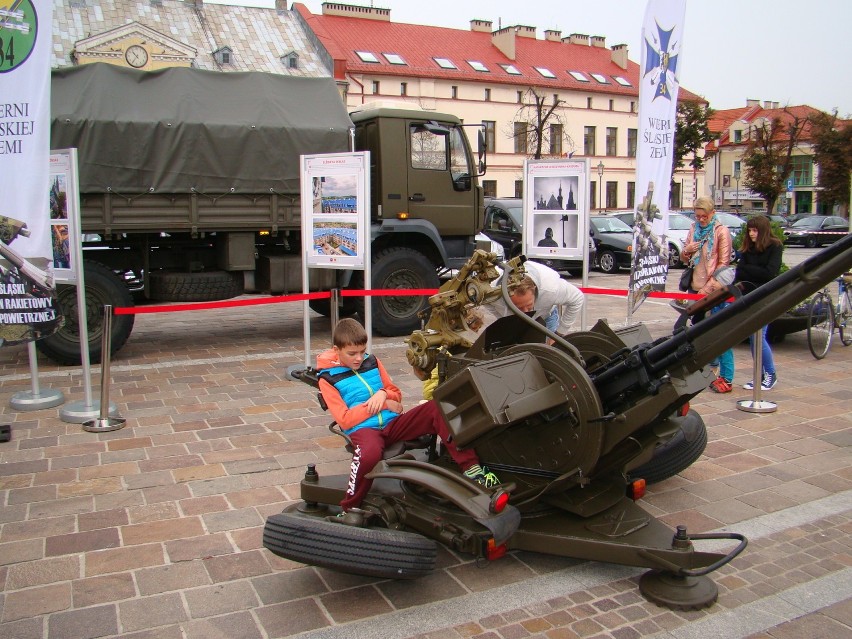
[680,197,734,393]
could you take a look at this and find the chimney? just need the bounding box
[492,26,516,60]
[591,35,606,48]
[544,29,561,42]
[322,2,391,21]
[470,19,492,33]
[773,101,779,109]
[568,33,590,46]
[275,0,288,10]
[763,100,773,109]
[746,98,759,107]
[610,43,628,69]
[515,25,536,39]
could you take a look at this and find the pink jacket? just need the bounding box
[681,220,732,296]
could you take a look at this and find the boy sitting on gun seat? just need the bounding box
[317,318,499,524]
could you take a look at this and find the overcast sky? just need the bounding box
[208,0,851,116]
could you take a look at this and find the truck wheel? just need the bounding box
[363,247,440,337]
[627,412,708,485]
[36,262,135,366]
[263,512,436,580]
[148,270,243,302]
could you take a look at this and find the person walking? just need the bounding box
[680,197,734,393]
[735,215,782,390]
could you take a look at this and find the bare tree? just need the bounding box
[741,107,812,214]
[507,88,576,159]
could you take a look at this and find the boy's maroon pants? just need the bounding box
[341,400,479,510]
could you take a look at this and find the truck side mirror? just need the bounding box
[477,128,487,175]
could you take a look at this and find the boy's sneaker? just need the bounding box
[710,377,732,393]
[761,372,778,390]
[464,464,501,488]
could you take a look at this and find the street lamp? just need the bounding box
[733,168,741,210]
[597,161,604,212]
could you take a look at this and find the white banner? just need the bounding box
[0,0,63,345]
[627,0,687,314]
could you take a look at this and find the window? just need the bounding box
[669,182,682,209]
[514,180,524,199]
[553,93,559,105]
[613,76,632,86]
[587,97,593,109]
[590,181,597,210]
[400,82,407,96]
[590,73,609,84]
[569,70,589,82]
[606,127,617,156]
[627,129,638,157]
[549,123,563,156]
[482,180,497,198]
[383,53,406,65]
[514,122,528,154]
[630,101,636,112]
[434,57,457,69]
[410,124,448,170]
[733,160,742,176]
[484,88,491,101]
[606,181,618,209]
[356,51,379,63]
[281,52,298,69]
[467,60,489,72]
[372,80,380,94]
[535,67,556,78]
[627,181,636,209]
[792,156,813,186]
[451,85,458,99]
[500,63,522,75]
[517,90,523,104]
[483,120,496,153]
[733,129,742,143]
[609,99,614,111]
[584,126,596,156]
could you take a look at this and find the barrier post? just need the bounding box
[82,305,126,432]
[737,327,776,414]
[10,342,65,410]
[330,288,340,331]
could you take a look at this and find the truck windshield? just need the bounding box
[449,126,471,182]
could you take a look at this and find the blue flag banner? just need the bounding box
[0,0,63,345]
[628,0,686,314]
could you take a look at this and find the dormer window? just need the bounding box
[213,46,233,65]
[281,51,299,69]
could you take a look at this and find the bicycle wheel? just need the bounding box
[807,292,834,359]
[838,288,852,346]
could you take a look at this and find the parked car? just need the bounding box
[590,215,634,274]
[613,211,692,269]
[783,215,850,248]
[742,212,789,227]
[482,197,594,273]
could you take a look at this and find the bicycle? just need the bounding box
[806,273,852,359]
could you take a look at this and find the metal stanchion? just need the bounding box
[82,305,126,432]
[330,288,340,330]
[737,328,776,414]
[10,341,65,410]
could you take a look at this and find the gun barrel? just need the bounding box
[648,233,852,372]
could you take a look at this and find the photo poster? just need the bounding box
[49,150,82,284]
[523,159,589,264]
[0,0,64,346]
[301,152,369,270]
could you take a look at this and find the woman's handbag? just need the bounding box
[678,266,694,292]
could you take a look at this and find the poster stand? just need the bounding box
[10,342,64,410]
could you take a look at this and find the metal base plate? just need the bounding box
[736,399,777,414]
[60,400,119,424]
[10,389,65,411]
[82,417,127,433]
[639,569,719,610]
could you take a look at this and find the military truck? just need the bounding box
[44,63,486,365]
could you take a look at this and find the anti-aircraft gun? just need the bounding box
[265,234,852,609]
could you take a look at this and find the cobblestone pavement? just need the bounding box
[0,270,850,639]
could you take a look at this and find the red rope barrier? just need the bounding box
[113,286,703,315]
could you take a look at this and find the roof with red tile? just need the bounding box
[293,3,704,102]
[709,103,825,151]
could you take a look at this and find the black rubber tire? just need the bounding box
[597,249,619,274]
[263,512,437,580]
[807,292,834,360]
[839,290,852,346]
[668,244,682,269]
[362,247,440,337]
[627,412,708,485]
[804,236,818,249]
[36,262,135,366]
[148,270,243,302]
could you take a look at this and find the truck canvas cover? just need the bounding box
[51,63,353,194]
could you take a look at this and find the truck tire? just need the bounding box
[263,512,437,580]
[36,262,135,366]
[363,247,440,337]
[148,270,243,302]
[627,412,708,485]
